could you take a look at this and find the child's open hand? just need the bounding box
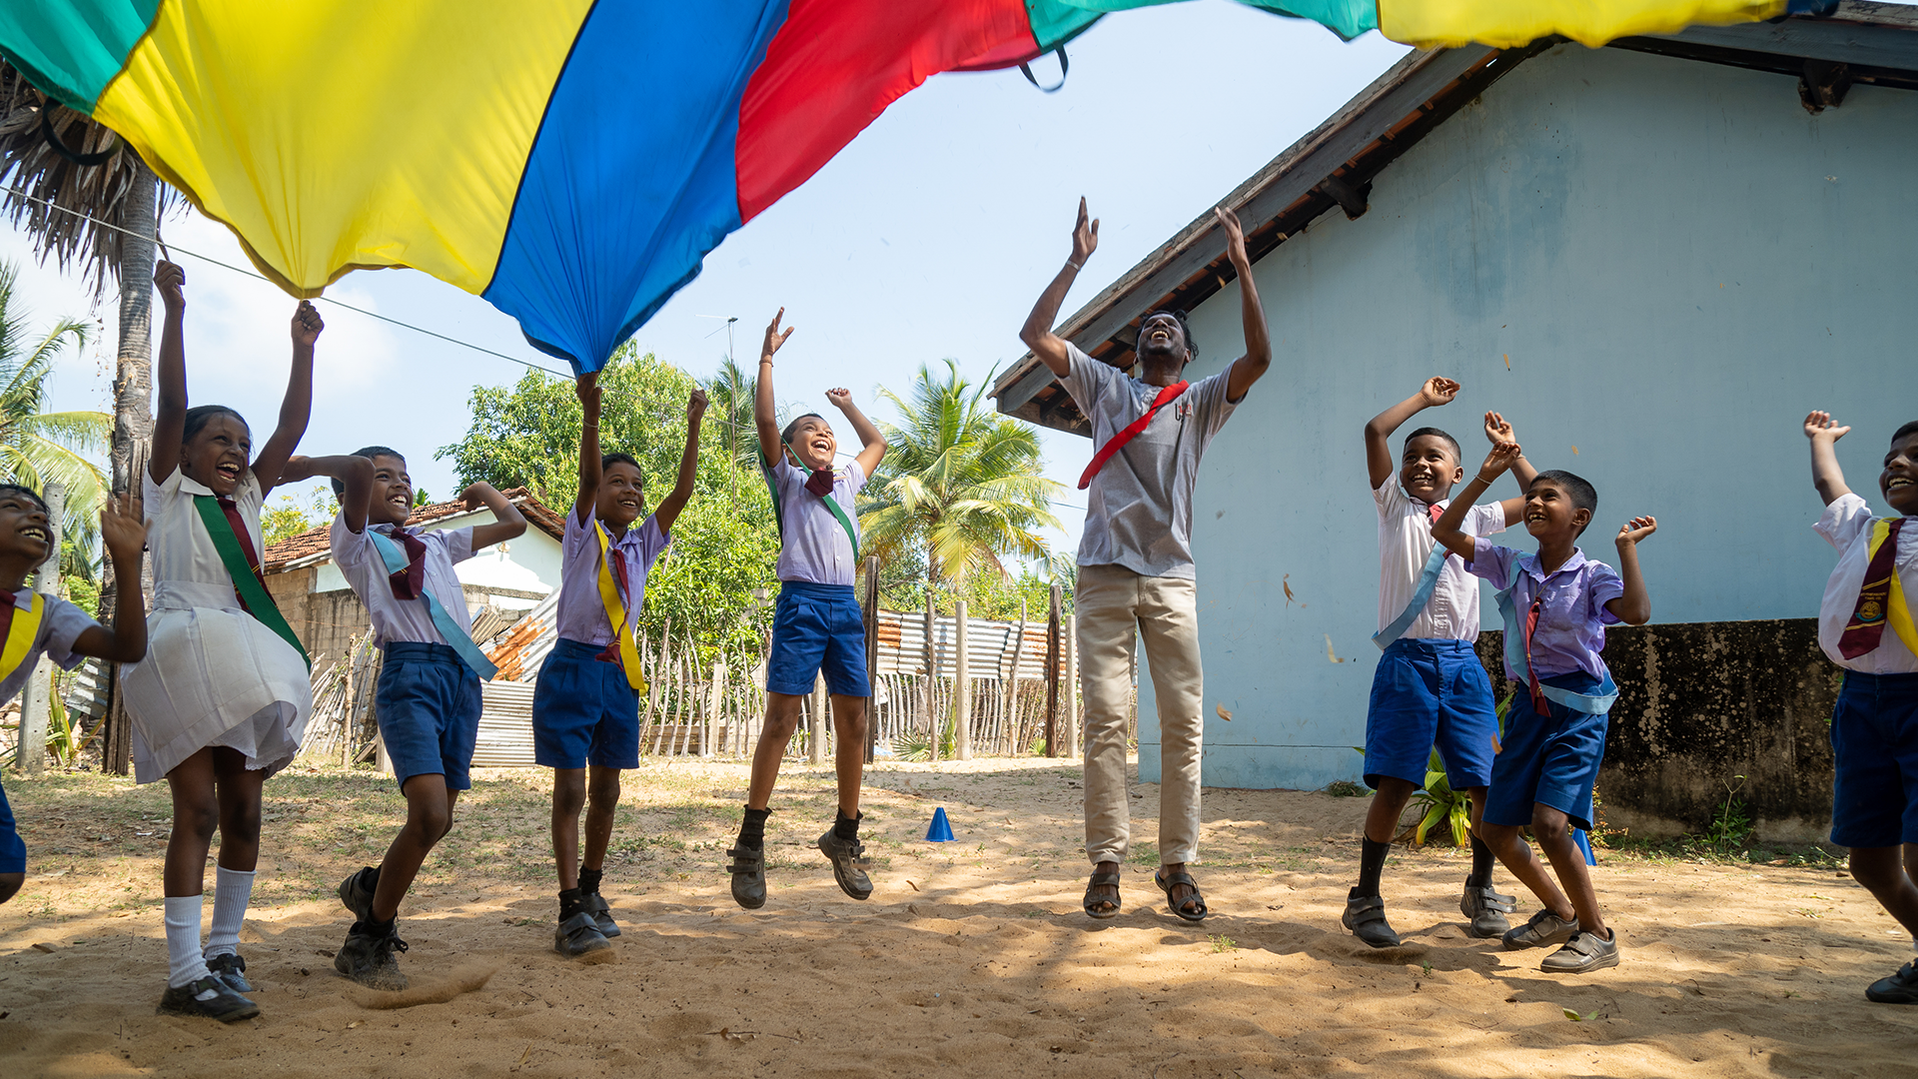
[762,308,794,362]
[1072,197,1099,265]
[1483,410,1516,445]
[576,372,601,413]
[154,260,186,309]
[1616,515,1657,546]
[291,301,323,347]
[1478,441,1522,479]
[825,387,852,410]
[1420,377,1460,408]
[1804,410,1849,443]
[687,387,708,421]
[99,487,146,563]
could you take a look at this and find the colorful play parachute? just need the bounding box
[2,0,1810,371]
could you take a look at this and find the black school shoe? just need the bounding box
[1460,883,1516,938]
[1866,959,1918,1004]
[580,891,621,938]
[554,911,614,960]
[205,952,254,993]
[817,829,874,901]
[338,866,378,922]
[1342,889,1402,948]
[334,921,409,991]
[157,975,259,1022]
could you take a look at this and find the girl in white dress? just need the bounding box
[123,261,320,1021]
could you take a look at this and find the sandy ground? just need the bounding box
[1,756,1915,1078]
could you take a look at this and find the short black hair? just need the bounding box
[183,404,247,443]
[602,452,644,487]
[331,445,406,499]
[1893,420,1918,445]
[1532,469,1599,535]
[781,413,825,447]
[1139,309,1196,363]
[0,484,49,515]
[1403,427,1461,463]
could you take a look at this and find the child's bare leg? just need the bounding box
[550,768,586,889]
[210,748,263,872]
[370,776,459,922]
[1480,820,1575,920]
[1362,777,1417,846]
[1850,845,1918,938]
[582,766,621,873]
[163,749,220,896]
[746,693,805,810]
[0,874,20,904]
[829,695,867,818]
[1531,803,1606,936]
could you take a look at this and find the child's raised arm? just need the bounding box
[252,302,324,496]
[1484,410,1539,524]
[828,388,887,478]
[70,489,147,663]
[755,309,794,470]
[1433,441,1521,559]
[655,388,707,536]
[1804,410,1853,506]
[280,454,375,534]
[575,373,603,525]
[1018,197,1098,380]
[1605,516,1657,625]
[148,261,189,485]
[1363,377,1458,490]
[464,482,527,549]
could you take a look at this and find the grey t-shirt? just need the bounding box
[1060,343,1239,580]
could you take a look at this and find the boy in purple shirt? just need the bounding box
[1433,441,1655,974]
[536,373,704,959]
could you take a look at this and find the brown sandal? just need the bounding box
[1083,870,1121,920]
[1154,869,1208,923]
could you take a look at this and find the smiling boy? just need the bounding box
[1432,442,1655,974]
[1804,412,1918,1004]
[536,373,705,958]
[1350,379,1535,947]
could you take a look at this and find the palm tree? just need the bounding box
[860,360,1063,605]
[0,261,110,543]
[704,353,764,474]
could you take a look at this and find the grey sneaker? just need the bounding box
[334,922,409,990]
[817,829,874,901]
[205,952,253,993]
[1866,960,1918,1004]
[1540,929,1619,973]
[726,845,767,909]
[554,911,613,961]
[581,891,620,938]
[1460,884,1516,938]
[1341,889,1402,948]
[338,866,378,923]
[1502,908,1579,950]
[157,975,259,1022]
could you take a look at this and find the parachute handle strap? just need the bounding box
[39,109,120,167]
[1020,48,1070,93]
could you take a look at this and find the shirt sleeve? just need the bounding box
[1587,560,1627,626]
[36,596,96,672]
[842,459,868,498]
[637,514,672,571]
[1059,343,1113,417]
[1464,500,1509,538]
[563,504,593,559]
[1373,476,1408,517]
[329,510,372,572]
[1186,370,1240,444]
[1814,492,1874,554]
[439,526,477,565]
[1467,538,1518,590]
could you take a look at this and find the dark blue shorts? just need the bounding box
[533,638,641,769]
[1483,670,1609,832]
[1829,670,1918,849]
[376,642,483,791]
[767,582,869,698]
[1364,638,1499,791]
[0,779,23,875]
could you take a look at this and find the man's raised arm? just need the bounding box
[1018,197,1099,379]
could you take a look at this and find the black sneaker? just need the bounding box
[157,975,259,1022]
[205,952,254,993]
[1342,889,1402,948]
[1460,883,1516,939]
[554,911,614,961]
[334,921,409,991]
[727,845,767,910]
[817,829,873,901]
[581,891,621,938]
[1866,959,1918,1004]
[338,866,378,923]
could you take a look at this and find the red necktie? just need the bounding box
[804,468,836,497]
[1078,381,1189,490]
[383,526,428,601]
[595,546,633,665]
[1523,592,1549,715]
[216,496,267,606]
[1839,517,1906,659]
[1428,503,1445,523]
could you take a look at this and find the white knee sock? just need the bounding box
[164,894,211,988]
[203,867,256,959]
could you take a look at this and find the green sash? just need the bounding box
[763,451,860,563]
[192,495,310,668]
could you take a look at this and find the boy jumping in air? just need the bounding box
[1433,441,1654,973]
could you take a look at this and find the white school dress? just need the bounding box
[122,467,311,783]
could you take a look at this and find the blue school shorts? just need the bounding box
[0,779,23,874]
[767,582,870,698]
[1364,638,1499,791]
[1829,670,1918,849]
[375,642,483,791]
[533,638,641,770]
[1483,670,1609,832]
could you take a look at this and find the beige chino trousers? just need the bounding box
[1076,563,1205,867]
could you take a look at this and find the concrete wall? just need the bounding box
[1136,44,1918,792]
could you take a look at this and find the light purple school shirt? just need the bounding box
[1814,494,1918,675]
[1375,479,1506,640]
[1468,539,1624,681]
[556,506,670,647]
[771,457,866,586]
[329,513,477,648]
[0,588,93,704]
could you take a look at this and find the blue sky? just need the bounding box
[1,2,1411,554]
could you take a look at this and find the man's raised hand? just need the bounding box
[1214,205,1249,267]
[1421,377,1461,408]
[1072,197,1099,266]
[762,308,794,363]
[1804,410,1849,443]
[1616,515,1658,546]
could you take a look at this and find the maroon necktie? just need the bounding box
[1523,592,1549,715]
[595,546,634,665]
[1839,517,1906,659]
[217,496,267,605]
[382,526,428,601]
[804,468,836,497]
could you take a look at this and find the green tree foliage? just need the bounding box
[0,261,111,546]
[261,482,340,546]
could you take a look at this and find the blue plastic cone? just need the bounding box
[925,807,955,842]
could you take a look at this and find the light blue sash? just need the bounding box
[1373,544,1449,650]
[367,528,498,681]
[1493,584,1618,714]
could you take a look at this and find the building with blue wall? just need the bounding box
[993,4,1918,794]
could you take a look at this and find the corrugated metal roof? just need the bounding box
[876,609,1057,680]
[472,681,537,767]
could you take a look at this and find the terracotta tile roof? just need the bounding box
[263,486,566,573]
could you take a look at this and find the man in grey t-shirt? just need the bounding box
[1019,198,1272,922]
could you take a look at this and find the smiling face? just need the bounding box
[1135,311,1190,369]
[182,413,252,496]
[1882,430,1918,516]
[366,455,414,527]
[0,489,52,571]
[1400,433,1463,504]
[598,461,646,528]
[1522,478,1592,543]
[787,414,837,472]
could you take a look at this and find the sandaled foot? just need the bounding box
[1083,869,1121,920]
[817,830,874,901]
[727,845,767,909]
[1342,889,1401,947]
[1460,883,1516,938]
[1539,929,1619,974]
[1866,959,1918,1004]
[157,975,259,1022]
[1154,869,1209,923]
[554,911,614,961]
[1502,908,1578,950]
[581,891,621,938]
